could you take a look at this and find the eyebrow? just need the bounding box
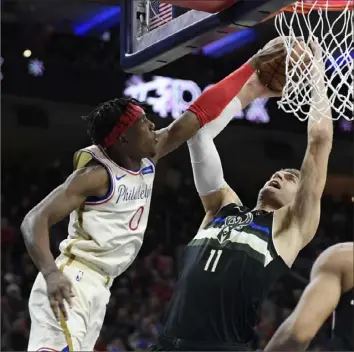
[283,172,298,181]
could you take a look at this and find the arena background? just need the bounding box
[1,0,353,350]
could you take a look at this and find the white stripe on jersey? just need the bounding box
[193,226,274,267]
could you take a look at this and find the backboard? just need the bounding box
[120,0,293,73]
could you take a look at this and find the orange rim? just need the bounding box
[264,0,353,21]
[285,0,354,12]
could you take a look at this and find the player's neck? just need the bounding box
[253,200,279,213]
[107,147,142,171]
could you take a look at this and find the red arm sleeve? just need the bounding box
[188,63,254,127]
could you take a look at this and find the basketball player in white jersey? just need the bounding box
[20,39,285,351]
[151,40,334,351]
[265,242,353,351]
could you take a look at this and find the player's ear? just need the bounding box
[119,134,128,145]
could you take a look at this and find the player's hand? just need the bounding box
[245,73,282,99]
[248,37,285,72]
[309,38,327,95]
[310,38,324,64]
[44,269,75,321]
[310,38,325,77]
[247,37,286,98]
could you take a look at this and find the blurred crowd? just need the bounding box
[1,157,352,351]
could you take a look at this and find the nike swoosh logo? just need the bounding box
[116,174,126,181]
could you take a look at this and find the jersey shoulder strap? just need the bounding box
[216,203,250,218]
[73,149,95,170]
[73,145,111,170]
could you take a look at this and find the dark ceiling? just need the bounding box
[2,0,121,33]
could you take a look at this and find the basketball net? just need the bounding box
[275,0,353,121]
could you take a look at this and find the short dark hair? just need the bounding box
[83,97,145,145]
[281,168,300,179]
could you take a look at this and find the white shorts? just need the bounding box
[28,255,112,352]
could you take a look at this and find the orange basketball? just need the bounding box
[257,39,312,92]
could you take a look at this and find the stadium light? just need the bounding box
[202,29,257,58]
[23,50,32,58]
[73,6,120,36]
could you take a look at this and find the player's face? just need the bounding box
[259,171,299,208]
[124,113,158,158]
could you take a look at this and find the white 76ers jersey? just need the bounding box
[59,145,155,278]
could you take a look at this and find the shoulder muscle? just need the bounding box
[311,243,351,281]
[29,165,110,225]
[66,165,110,198]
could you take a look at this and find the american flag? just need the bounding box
[149,1,173,31]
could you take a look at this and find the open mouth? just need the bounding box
[269,180,281,189]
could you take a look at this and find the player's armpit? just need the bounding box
[265,254,342,351]
[272,134,332,266]
[21,166,110,276]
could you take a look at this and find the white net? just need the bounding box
[274,0,353,121]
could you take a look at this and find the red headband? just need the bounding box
[103,103,144,148]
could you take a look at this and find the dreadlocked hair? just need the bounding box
[83,97,145,146]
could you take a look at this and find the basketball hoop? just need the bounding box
[274,0,353,121]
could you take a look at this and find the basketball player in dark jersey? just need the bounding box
[153,41,334,351]
[265,242,353,351]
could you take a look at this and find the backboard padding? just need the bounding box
[120,0,293,73]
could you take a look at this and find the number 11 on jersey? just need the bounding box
[204,249,223,272]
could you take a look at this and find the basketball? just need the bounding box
[257,38,312,92]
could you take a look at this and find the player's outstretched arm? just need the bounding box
[152,63,254,162]
[20,164,109,319]
[189,73,274,217]
[152,40,284,162]
[187,103,241,217]
[264,246,342,351]
[276,41,333,252]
